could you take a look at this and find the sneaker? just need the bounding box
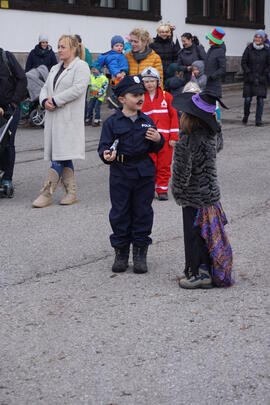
[0,179,14,198]
[179,267,213,289]
[157,192,168,201]
[179,267,192,281]
[255,122,262,127]
[92,119,101,127]
[242,117,248,124]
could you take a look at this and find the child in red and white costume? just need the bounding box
[141,67,179,200]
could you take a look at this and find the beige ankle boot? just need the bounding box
[32,168,59,208]
[60,167,78,205]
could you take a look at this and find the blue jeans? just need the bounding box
[244,96,264,123]
[86,98,102,121]
[0,105,21,181]
[51,160,74,178]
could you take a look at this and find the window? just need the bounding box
[186,0,265,28]
[100,0,115,7]
[128,0,149,11]
[5,0,160,21]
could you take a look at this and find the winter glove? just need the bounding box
[8,103,16,113]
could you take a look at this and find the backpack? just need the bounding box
[0,49,15,81]
[0,49,28,100]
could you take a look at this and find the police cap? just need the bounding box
[112,75,146,97]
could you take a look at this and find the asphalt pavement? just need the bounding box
[0,89,270,405]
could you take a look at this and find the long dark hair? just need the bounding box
[181,32,199,46]
[180,112,209,134]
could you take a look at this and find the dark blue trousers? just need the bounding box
[109,175,155,248]
[244,96,264,123]
[0,106,21,181]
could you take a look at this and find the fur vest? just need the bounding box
[172,127,220,208]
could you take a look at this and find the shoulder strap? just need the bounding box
[1,50,14,78]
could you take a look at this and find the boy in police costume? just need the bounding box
[98,75,164,273]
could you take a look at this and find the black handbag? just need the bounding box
[0,115,13,157]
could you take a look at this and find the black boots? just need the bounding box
[133,245,148,274]
[112,246,130,273]
[112,245,149,273]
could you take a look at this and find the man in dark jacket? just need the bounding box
[25,34,57,72]
[0,48,27,197]
[150,23,180,82]
[205,27,226,98]
[241,29,270,126]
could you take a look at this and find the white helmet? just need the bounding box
[141,66,161,86]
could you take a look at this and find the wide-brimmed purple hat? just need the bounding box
[172,91,228,133]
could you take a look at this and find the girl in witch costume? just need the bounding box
[171,91,234,289]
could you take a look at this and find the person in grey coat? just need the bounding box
[205,27,226,98]
[177,33,206,81]
[190,60,207,90]
[241,29,270,126]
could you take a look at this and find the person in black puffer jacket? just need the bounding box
[205,27,226,98]
[150,22,180,82]
[241,29,270,126]
[25,34,58,72]
[177,32,206,82]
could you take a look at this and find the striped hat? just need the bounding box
[206,27,225,45]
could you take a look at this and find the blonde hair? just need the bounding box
[182,81,201,94]
[157,21,174,36]
[129,28,152,46]
[58,35,84,60]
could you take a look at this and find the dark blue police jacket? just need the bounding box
[98,109,164,179]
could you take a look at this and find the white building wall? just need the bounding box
[163,1,270,56]
[0,1,269,56]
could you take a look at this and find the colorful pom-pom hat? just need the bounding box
[206,27,226,45]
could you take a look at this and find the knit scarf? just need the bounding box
[132,47,152,62]
[253,42,264,50]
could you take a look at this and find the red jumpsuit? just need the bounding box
[142,88,179,195]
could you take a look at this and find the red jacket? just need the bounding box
[142,88,179,141]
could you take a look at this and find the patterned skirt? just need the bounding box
[194,201,234,287]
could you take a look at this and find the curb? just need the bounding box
[222,82,243,92]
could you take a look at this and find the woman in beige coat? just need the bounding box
[32,35,90,208]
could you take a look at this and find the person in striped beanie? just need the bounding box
[204,27,226,98]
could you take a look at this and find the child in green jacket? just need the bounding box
[85,61,109,126]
